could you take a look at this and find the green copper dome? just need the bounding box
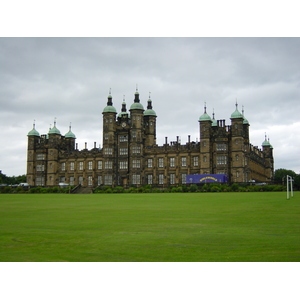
[103,90,117,113]
[144,109,157,116]
[199,105,212,122]
[199,112,212,122]
[130,102,144,110]
[243,116,249,125]
[103,105,117,113]
[118,111,129,118]
[65,126,76,138]
[144,99,156,116]
[262,138,271,147]
[231,103,244,119]
[28,124,40,136]
[49,124,61,135]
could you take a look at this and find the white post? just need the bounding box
[287,175,294,199]
[287,175,290,200]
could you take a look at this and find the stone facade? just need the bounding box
[26,90,274,187]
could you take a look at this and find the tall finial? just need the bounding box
[123,95,125,102]
[265,132,267,140]
[204,102,207,113]
[136,84,138,93]
[54,117,57,127]
[109,88,111,96]
[69,122,72,131]
[242,105,244,115]
[235,99,238,109]
[212,108,215,119]
[33,119,36,129]
[149,91,151,99]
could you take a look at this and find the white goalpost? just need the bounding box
[286,175,294,200]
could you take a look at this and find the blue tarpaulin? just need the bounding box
[186,174,228,183]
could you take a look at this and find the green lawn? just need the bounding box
[0,192,299,261]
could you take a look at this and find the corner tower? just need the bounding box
[102,90,117,186]
[199,104,212,174]
[230,103,246,182]
[144,94,157,147]
[27,122,40,186]
[129,88,144,186]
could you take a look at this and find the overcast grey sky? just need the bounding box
[1,37,300,176]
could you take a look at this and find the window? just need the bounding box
[97,176,102,185]
[203,156,207,163]
[217,143,227,151]
[181,157,187,167]
[36,176,45,186]
[88,161,93,170]
[158,158,164,168]
[88,176,93,186]
[70,162,75,171]
[36,154,45,160]
[36,164,44,172]
[148,158,153,168]
[132,131,136,138]
[132,174,140,185]
[147,174,153,185]
[105,161,113,169]
[79,161,83,171]
[181,174,187,184]
[159,174,164,185]
[70,176,74,185]
[59,176,65,183]
[120,148,128,155]
[104,175,112,185]
[98,161,102,169]
[170,157,175,167]
[193,156,198,167]
[78,176,83,184]
[217,155,227,165]
[170,174,175,185]
[104,148,113,155]
[104,133,108,140]
[132,146,140,154]
[119,161,128,169]
[119,135,128,142]
[236,154,239,161]
[61,163,65,171]
[132,159,140,168]
[236,171,240,178]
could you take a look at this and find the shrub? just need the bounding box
[189,184,198,192]
[231,183,239,192]
[113,186,124,193]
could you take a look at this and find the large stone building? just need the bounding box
[27,89,274,187]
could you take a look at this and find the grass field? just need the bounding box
[0,192,299,262]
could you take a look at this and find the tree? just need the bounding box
[294,174,300,190]
[274,169,297,185]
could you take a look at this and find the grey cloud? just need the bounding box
[1,37,300,176]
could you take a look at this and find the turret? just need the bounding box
[47,119,61,186]
[27,122,40,186]
[129,88,144,186]
[230,102,246,182]
[199,104,212,174]
[65,123,76,150]
[102,90,117,186]
[262,134,274,182]
[144,93,157,147]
